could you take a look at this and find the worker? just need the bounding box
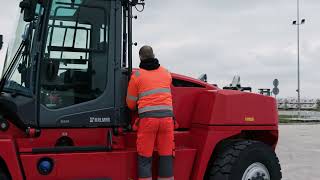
[126,45,174,180]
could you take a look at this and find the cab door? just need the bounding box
[38,0,121,128]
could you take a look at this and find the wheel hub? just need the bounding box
[242,162,270,180]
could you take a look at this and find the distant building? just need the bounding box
[277,98,319,110]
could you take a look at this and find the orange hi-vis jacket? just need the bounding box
[126,66,173,118]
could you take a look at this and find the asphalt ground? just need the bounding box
[276,124,320,180]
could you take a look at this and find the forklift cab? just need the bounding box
[0,0,134,130]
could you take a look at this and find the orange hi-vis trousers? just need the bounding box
[137,117,175,180]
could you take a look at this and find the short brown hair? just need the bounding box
[139,45,155,61]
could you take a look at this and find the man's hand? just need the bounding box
[132,117,140,131]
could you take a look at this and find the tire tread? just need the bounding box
[207,140,282,180]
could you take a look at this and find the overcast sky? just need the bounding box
[0,0,319,98]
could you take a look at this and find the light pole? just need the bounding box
[292,0,305,120]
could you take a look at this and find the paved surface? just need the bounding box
[277,124,320,180]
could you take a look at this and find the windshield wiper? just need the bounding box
[0,23,34,93]
[0,41,25,92]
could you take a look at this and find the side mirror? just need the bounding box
[0,35,3,50]
[198,74,207,82]
[19,0,37,22]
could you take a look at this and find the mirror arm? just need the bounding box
[0,35,3,50]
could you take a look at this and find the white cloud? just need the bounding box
[0,0,319,98]
[133,0,320,98]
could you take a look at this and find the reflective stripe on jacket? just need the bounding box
[126,66,173,118]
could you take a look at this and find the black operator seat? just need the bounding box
[40,59,61,89]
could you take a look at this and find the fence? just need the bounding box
[277,98,320,111]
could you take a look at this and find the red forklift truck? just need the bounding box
[0,0,282,179]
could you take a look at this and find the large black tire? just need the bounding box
[205,140,282,180]
[0,169,10,180]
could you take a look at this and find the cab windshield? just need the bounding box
[2,4,44,95]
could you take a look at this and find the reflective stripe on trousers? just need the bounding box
[138,155,153,179]
[158,156,174,179]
